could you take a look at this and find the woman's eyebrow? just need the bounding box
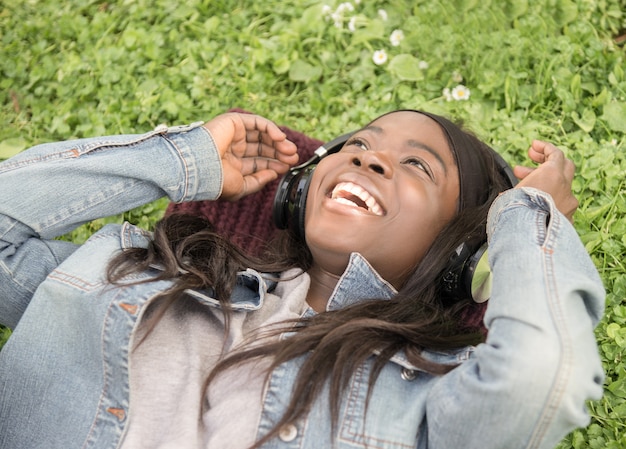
[362,125,448,174]
[407,139,447,175]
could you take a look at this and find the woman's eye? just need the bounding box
[404,157,433,178]
[346,137,368,150]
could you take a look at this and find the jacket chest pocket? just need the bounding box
[336,359,432,449]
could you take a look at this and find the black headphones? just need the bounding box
[272,132,517,303]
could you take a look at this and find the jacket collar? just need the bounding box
[120,224,397,312]
[326,252,397,311]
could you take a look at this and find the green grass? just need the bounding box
[1,0,625,447]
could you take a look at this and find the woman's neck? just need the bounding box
[305,264,341,313]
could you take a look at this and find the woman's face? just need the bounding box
[304,111,460,287]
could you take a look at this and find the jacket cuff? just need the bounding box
[155,122,223,202]
[486,187,557,241]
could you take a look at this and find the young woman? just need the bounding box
[0,111,604,449]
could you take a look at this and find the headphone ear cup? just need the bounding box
[291,166,315,241]
[465,243,491,303]
[273,169,299,231]
[441,241,491,303]
[272,166,315,241]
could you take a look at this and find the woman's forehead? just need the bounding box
[367,111,445,135]
[366,111,453,156]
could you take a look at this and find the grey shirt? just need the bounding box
[120,269,311,449]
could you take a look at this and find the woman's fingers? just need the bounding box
[204,112,297,162]
[238,156,292,177]
[205,112,299,201]
[515,140,578,222]
[223,119,298,168]
[513,165,534,180]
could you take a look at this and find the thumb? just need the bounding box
[513,165,533,180]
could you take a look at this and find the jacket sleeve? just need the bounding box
[426,187,605,449]
[0,122,223,328]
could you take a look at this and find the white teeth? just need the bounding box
[330,182,384,216]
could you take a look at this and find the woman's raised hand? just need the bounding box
[514,140,578,222]
[203,113,299,201]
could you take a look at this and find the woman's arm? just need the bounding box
[0,122,222,238]
[425,141,605,449]
[0,122,221,328]
[427,186,604,448]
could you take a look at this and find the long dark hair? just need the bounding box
[107,114,512,447]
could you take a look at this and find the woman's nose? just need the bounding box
[351,151,393,178]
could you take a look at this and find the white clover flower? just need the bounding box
[390,29,404,47]
[418,60,429,70]
[348,16,357,32]
[331,12,343,28]
[373,49,388,65]
[378,9,388,21]
[354,0,361,4]
[452,70,463,83]
[451,84,471,101]
[322,4,332,16]
[611,138,618,146]
[337,2,354,13]
[443,87,453,102]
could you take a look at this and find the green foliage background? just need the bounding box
[1,0,625,447]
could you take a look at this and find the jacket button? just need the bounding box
[401,368,417,381]
[278,423,298,442]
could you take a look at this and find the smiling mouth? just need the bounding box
[330,181,385,216]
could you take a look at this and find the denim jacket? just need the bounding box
[0,122,605,449]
